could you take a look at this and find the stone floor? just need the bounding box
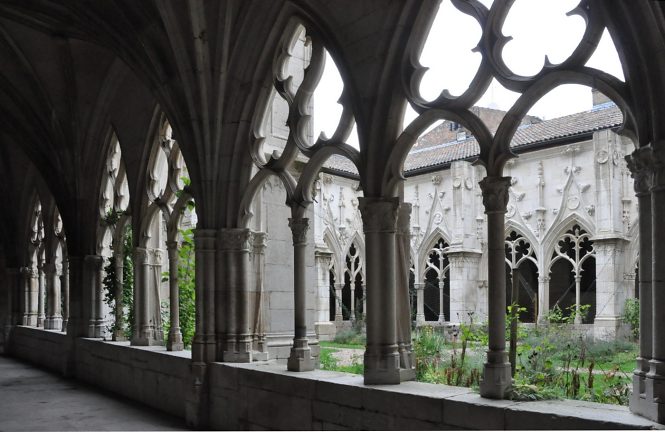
[0,355,188,431]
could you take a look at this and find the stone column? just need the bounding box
[396,203,415,379]
[132,248,157,345]
[627,148,653,416]
[193,230,216,363]
[349,282,356,321]
[593,238,627,338]
[415,283,425,325]
[167,240,184,351]
[334,283,343,321]
[65,256,85,337]
[84,255,104,338]
[478,176,512,399]
[44,263,62,330]
[251,232,269,359]
[23,266,38,326]
[37,261,45,327]
[574,275,582,325]
[359,197,400,384]
[314,248,335,341]
[537,276,550,324]
[218,228,252,362]
[646,147,665,422]
[438,280,445,322]
[287,217,314,372]
[112,254,125,341]
[61,258,69,332]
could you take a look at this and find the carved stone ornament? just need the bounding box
[134,248,150,264]
[358,197,399,233]
[431,174,442,186]
[567,196,580,210]
[218,228,252,251]
[465,178,474,190]
[596,150,609,164]
[396,203,412,233]
[288,218,310,245]
[452,177,462,188]
[479,176,511,214]
[626,147,654,196]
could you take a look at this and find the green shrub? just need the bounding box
[334,328,365,346]
[623,298,639,340]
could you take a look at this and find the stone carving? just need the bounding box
[585,204,595,216]
[479,177,511,213]
[288,218,310,245]
[596,150,609,164]
[431,174,442,185]
[567,196,580,210]
[358,198,399,233]
[433,212,443,225]
[626,148,653,196]
[218,228,252,251]
[453,177,462,188]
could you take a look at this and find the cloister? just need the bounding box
[1,0,665,429]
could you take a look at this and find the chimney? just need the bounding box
[592,88,611,107]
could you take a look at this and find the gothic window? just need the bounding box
[328,263,336,322]
[424,238,450,322]
[342,243,363,321]
[504,230,538,323]
[549,224,596,324]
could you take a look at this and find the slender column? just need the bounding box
[478,176,512,399]
[359,197,400,384]
[314,248,335,342]
[415,283,425,325]
[192,229,216,364]
[61,258,69,332]
[438,280,445,322]
[22,267,38,326]
[396,203,416,379]
[350,284,356,321]
[574,275,582,325]
[252,232,269,359]
[287,217,314,372]
[132,248,156,345]
[645,147,665,422]
[84,255,104,338]
[334,283,343,321]
[65,257,85,337]
[37,261,45,327]
[44,263,62,330]
[537,276,550,324]
[627,148,653,416]
[112,254,125,341]
[362,283,367,317]
[167,240,184,351]
[218,229,252,362]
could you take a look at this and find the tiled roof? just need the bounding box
[322,103,623,176]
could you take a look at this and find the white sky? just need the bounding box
[312,0,624,148]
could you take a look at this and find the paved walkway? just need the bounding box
[0,355,188,431]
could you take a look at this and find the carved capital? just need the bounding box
[218,228,252,251]
[358,197,399,234]
[252,231,268,253]
[134,247,149,265]
[626,147,653,196]
[22,266,38,278]
[84,254,104,270]
[652,147,665,192]
[479,176,511,214]
[288,218,310,246]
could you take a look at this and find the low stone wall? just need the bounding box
[6,327,660,430]
[208,361,657,430]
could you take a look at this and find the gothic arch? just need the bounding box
[542,213,595,270]
[417,227,451,281]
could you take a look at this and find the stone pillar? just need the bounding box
[574,275,582,325]
[415,283,425,325]
[314,248,335,341]
[478,176,512,399]
[645,147,665,422]
[112,254,125,341]
[218,229,252,362]
[192,230,216,363]
[132,248,158,345]
[396,203,416,380]
[537,276,550,324]
[61,258,69,332]
[447,251,482,324]
[627,147,653,416]
[334,283,343,322]
[167,240,184,351]
[37,261,45,327]
[44,263,62,330]
[287,217,314,372]
[65,256,85,337]
[84,255,104,338]
[593,238,627,338]
[359,197,400,385]
[22,266,38,326]
[251,232,269,359]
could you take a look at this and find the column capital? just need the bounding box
[42,262,57,275]
[166,240,179,250]
[358,197,399,234]
[217,228,252,251]
[288,218,309,246]
[626,147,653,196]
[22,266,38,278]
[84,254,104,270]
[194,228,217,251]
[252,231,268,253]
[479,176,511,214]
[133,247,149,265]
[652,147,665,192]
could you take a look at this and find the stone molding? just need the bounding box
[626,147,653,196]
[252,231,268,253]
[217,228,252,251]
[194,229,216,251]
[288,218,309,246]
[479,176,511,214]
[134,248,150,265]
[84,254,104,270]
[358,197,399,234]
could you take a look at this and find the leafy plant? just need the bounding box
[102,223,134,339]
[623,298,639,341]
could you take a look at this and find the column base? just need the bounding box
[61,320,68,333]
[94,320,106,338]
[252,351,269,361]
[593,316,623,340]
[168,332,184,351]
[315,322,336,341]
[131,335,164,346]
[415,315,425,326]
[44,317,63,330]
[631,367,648,416]
[364,347,401,385]
[641,359,665,422]
[287,338,315,372]
[223,337,253,362]
[479,351,512,399]
[112,330,127,342]
[37,316,45,327]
